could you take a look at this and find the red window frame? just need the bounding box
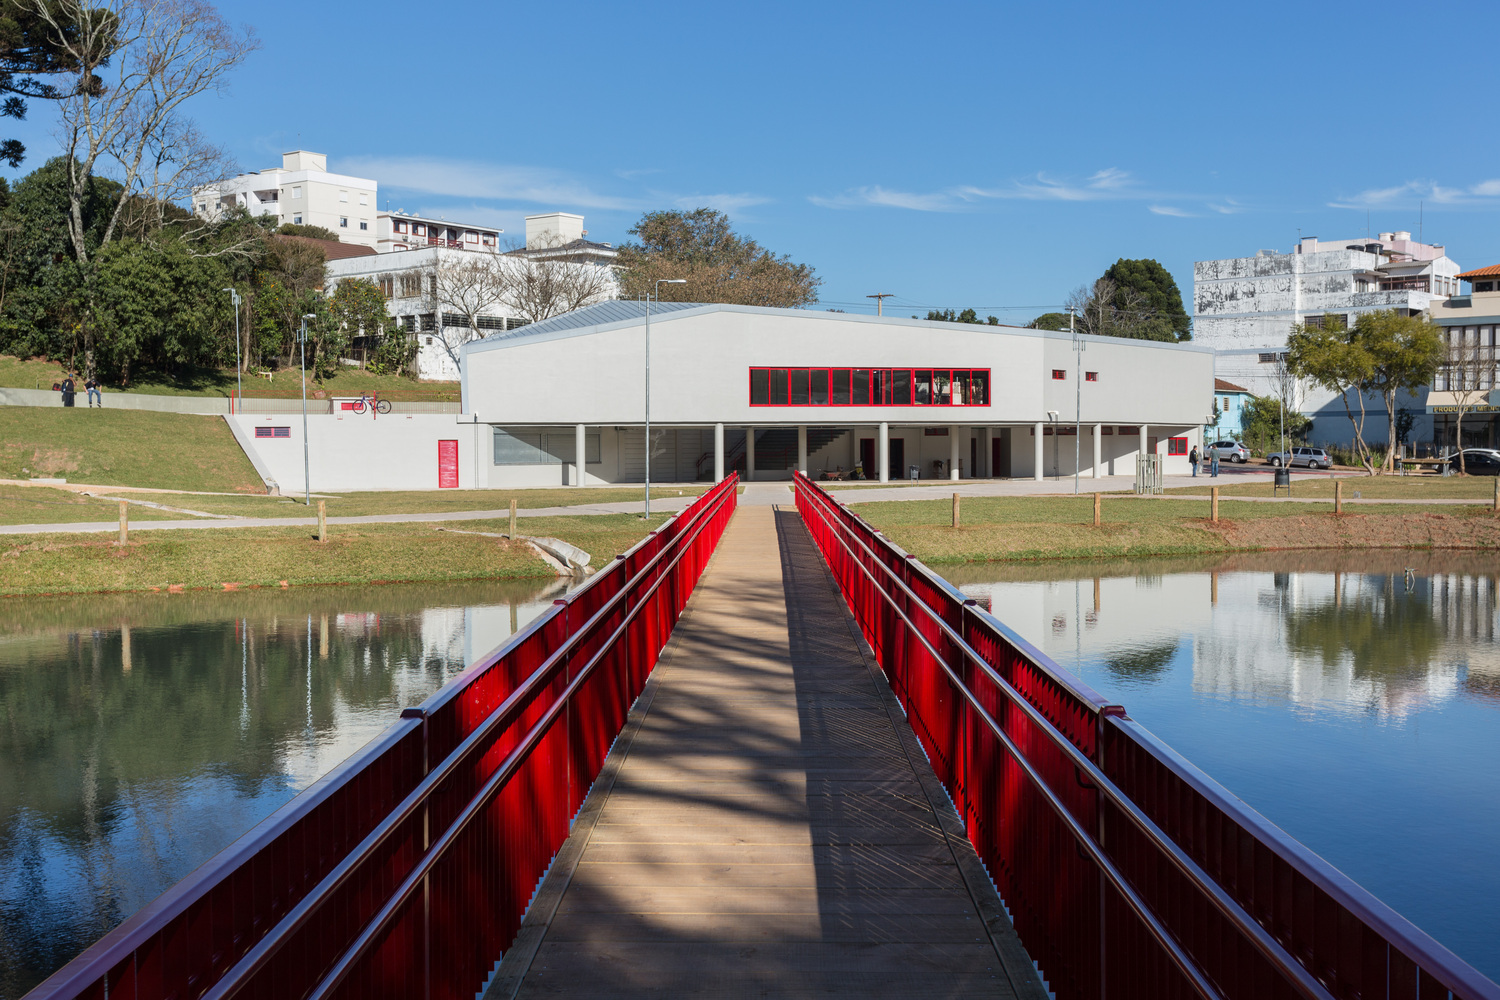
[1168,437,1188,456]
[1052,369,1066,380]
[1085,371,1098,382]
[748,367,991,406]
[254,426,291,438]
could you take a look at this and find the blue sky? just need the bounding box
[8,0,1500,324]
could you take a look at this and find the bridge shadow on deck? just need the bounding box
[488,504,1044,999]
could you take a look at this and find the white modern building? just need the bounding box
[227,302,1214,494]
[376,211,503,254]
[1424,264,1500,450]
[194,151,379,249]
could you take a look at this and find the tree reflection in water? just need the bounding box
[1282,575,1445,685]
[0,579,564,1000]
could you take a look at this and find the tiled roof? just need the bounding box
[1214,378,1250,393]
[1457,263,1500,279]
[275,234,377,260]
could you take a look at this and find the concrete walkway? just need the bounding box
[485,502,1044,999]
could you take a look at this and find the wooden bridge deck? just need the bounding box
[487,497,1046,999]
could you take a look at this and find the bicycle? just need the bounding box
[352,392,391,415]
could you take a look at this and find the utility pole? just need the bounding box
[1071,306,1083,495]
[866,293,894,317]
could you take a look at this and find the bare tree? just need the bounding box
[1439,326,1498,473]
[1066,277,1154,339]
[502,236,616,323]
[423,253,508,372]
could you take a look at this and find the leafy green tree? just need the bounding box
[277,222,340,242]
[1239,394,1310,456]
[325,276,394,377]
[1288,310,1442,474]
[1028,312,1073,331]
[616,208,820,307]
[1102,258,1191,341]
[926,308,998,325]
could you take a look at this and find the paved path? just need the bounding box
[486,499,1044,999]
[0,496,698,536]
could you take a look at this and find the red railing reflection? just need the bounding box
[793,472,1499,1000]
[29,475,739,1000]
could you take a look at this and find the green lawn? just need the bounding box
[0,408,264,492]
[1163,476,1498,501]
[104,486,711,519]
[0,354,459,400]
[854,494,1500,564]
[0,512,673,596]
[0,485,184,525]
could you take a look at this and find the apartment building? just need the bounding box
[376,212,502,254]
[1424,264,1500,450]
[194,151,379,249]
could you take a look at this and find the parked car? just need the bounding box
[1441,449,1500,475]
[1266,446,1333,469]
[1207,440,1250,463]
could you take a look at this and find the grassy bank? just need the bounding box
[1164,476,1498,501]
[855,495,1500,564]
[0,408,263,491]
[0,513,672,597]
[0,354,459,399]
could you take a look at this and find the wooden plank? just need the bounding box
[492,503,1045,1000]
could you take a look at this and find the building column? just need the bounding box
[745,427,756,482]
[1139,424,1149,458]
[1033,421,1044,481]
[949,425,961,480]
[713,423,725,482]
[878,422,889,483]
[1093,423,1102,479]
[797,425,808,475]
[574,423,586,486]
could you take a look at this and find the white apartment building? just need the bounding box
[1194,233,1461,446]
[376,212,502,254]
[193,151,379,249]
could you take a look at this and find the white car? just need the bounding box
[1267,447,1332,469]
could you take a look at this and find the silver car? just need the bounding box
[1208,440,1250,463]
[1267,446,1332,469]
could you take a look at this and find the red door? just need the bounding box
[437,439,459,488]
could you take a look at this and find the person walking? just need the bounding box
[1189,444,1200,477]
[60,374,76,408]
[1209,446,1220,477]
[85,375,102,407]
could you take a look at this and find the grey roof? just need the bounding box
[485,300,705,341]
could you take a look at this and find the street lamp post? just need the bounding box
[299,313,317,506]
[645,278,686,518]
[1071,307,1084,494]
[222,288,242,406]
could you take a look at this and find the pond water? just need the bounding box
[947,550,1500,985]
[0,579,571,999]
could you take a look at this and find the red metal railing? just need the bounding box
[29,474,739,1000]
[792,472,1500,1000]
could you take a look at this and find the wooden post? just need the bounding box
[318,500,327,542]
[509,498,518,539]
[1494,478,1499,514]
[118,500,128,546]
[1093,576,1101,612]
[1211,570,1219,606]
[1093,491,1101,527]
[1334,479,1342,515]
[952,493,960,528]
[1210,487,1219,523]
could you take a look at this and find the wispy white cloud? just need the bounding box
[810,168,1229,213]
[670,192,773,215]
[1329,178,1500,210]
[342,156,643,211]
[1149,205,1197,218]
[808,185,963,212]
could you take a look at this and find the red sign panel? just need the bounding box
[437,439,459,488]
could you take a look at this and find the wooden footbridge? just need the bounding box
[29,477,1500,1000]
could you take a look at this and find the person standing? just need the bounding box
[1189,444,1199,477]
[60,374,76,408]
[1209,446,1220,477]
[85,375,102,407]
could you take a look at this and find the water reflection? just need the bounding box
[0,579,568,999]
[949,550,1500,982]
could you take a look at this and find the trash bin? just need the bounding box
[1273,467,1291,495]
[908,464,919,481]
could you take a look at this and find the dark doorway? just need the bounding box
[860,438,875,478]
[970,437,977,480]
[992,434,1010,478]
[889,438,905,480]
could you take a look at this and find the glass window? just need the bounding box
[952,371,968,405]
[1085,371,1098,382]
[339,217,348,228]
[871,369,886,404]
[1052,369,1066,380]
[934,371,951,405]
[892,369,912,405]
[292,214,302,224]
[915,369,932,404]
[769,369,789,405]
[359,221,368,231]
[853,369,870,405]
[831,369,850,405]
[790,368,810,404]
[811,369,828,404]
[1168,437,1188,455]
[750,369,769,405]
[970,370,988,405]
[493,429,547,465]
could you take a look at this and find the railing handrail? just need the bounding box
[199,475,739,1000]
[793,472,1500,1000]
[794,475,1321,1000]
[28,475,738,1000]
